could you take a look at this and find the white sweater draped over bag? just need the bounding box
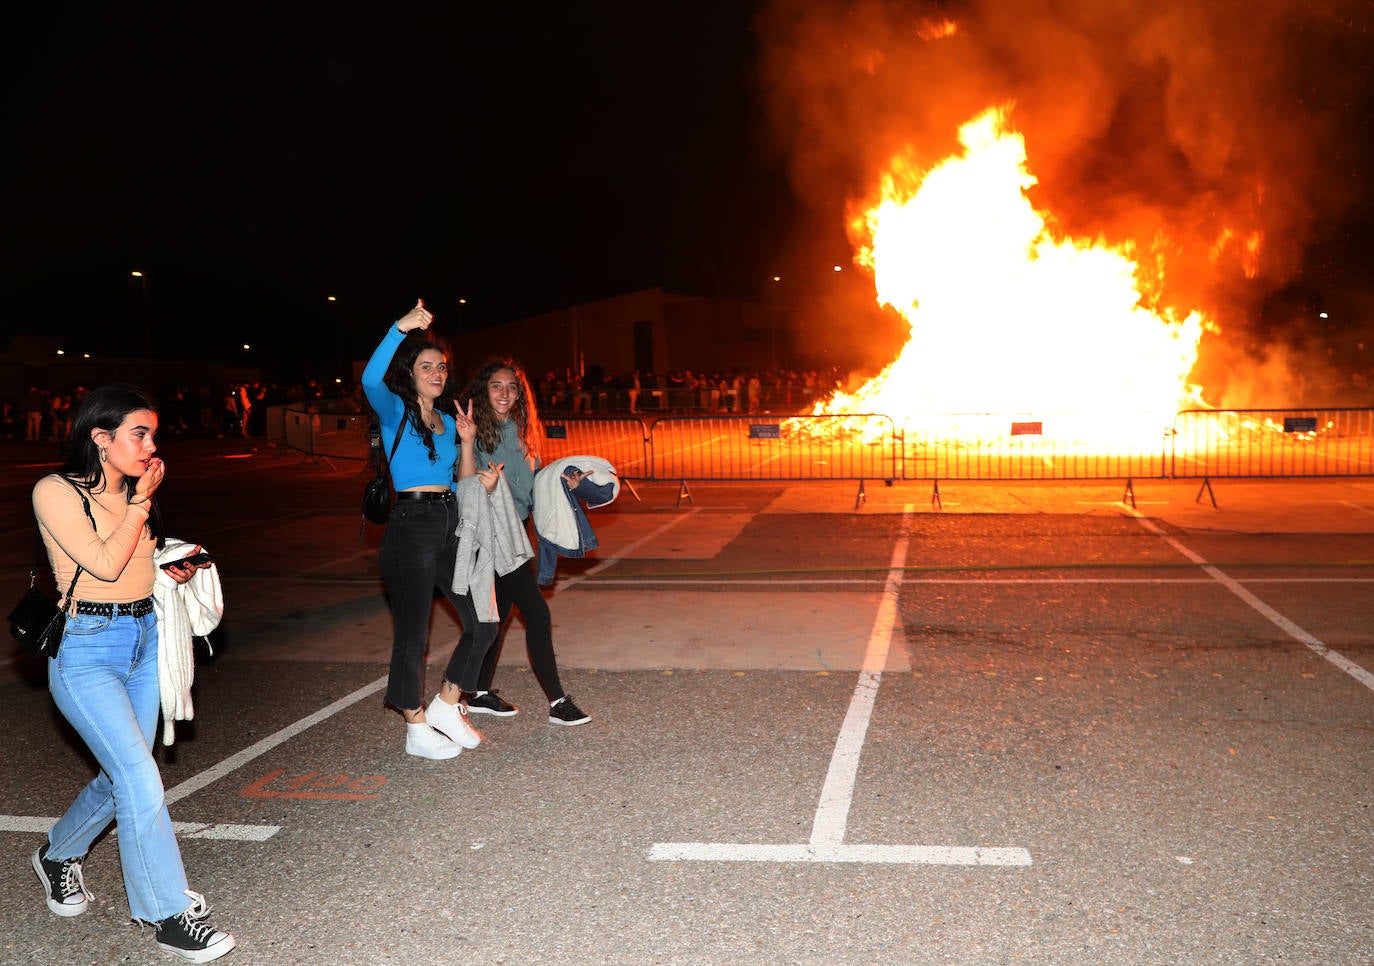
[152,539,224,746]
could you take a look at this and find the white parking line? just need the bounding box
[552,508,702,591]
[650,505,1033,867]
[1131,512,1374,694]
[163,675,388,805]
[5,676,389,845]
[0,816,281,842]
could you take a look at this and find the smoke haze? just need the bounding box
[759,0,1373,405]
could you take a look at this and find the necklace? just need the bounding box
[420,408,438,431]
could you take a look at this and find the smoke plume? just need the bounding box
[759,0,1373,404]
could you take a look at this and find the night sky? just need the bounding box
[6,1,1372,384]
[4,2,796,364]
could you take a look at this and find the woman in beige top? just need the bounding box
[29,384,236,963]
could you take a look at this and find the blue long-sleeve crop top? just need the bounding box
[361,324,457,490]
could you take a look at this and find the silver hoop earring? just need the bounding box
[99,445,108,463]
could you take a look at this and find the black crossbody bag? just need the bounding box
[7,479,97,658]
[362,418,407,526]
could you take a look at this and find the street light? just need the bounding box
[131,271,149,356]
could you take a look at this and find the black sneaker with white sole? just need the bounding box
[154,891,236,963]
[466,690,518,716]
[548,694,590,726]
[32,843,92,917]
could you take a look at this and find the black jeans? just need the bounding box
[379,496,498,711]
[454,557,564,703]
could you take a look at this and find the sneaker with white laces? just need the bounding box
[32,843,93,917]
[425,695,483,749]
[548,694,591,726]
[154,890,235,963]
[405,722,461,760]
[466,689,518,717]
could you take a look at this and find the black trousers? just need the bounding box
[453,557,564,703]
[379,497,498,711]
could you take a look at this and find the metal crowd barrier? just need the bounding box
[281,407,1374,503]
[1172,408,1374,480]
[900,413,1170,482]
[650,413,898,480]
[542,417,651,479]
[282,409,372,469]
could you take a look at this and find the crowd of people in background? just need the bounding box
[538,367,846,416]
[0,368,850,444]
[2,380,336,443]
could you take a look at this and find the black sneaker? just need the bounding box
[154,891,235,963]
[32,843,92,917]
[466,690,518,717]
[548,694,590,726]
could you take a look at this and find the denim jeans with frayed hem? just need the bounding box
[47,610,192,923]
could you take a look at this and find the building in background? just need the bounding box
[453,288,796,380]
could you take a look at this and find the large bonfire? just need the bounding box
[812,106,1211,450]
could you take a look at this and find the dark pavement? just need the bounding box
[2,436,1372,964]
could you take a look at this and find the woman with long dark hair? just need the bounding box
[450,358,590,726]
[30,384,235,962]
[362,300,501,759]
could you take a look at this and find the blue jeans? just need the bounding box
[47,611,191,923]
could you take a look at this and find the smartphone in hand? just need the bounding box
[160,551,214,572]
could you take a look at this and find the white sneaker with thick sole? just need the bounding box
[426,695,483,749]
[405,722,461,760]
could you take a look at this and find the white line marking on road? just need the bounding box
[650,505,1033,867]
[5,677,387,844]
[647,843,1031,865]
[0,816,281,842]
[1130,512,1374,694]
[809,512,909,846]
[552,509,702,592]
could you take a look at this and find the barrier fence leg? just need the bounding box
[1121,478,1136,509]
[854,479,867,511]
[619,477,641,502]
[931,479,942,510]
[1195,477,1217,508]
[676,480,694,508]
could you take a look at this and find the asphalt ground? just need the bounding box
[2,436,1373,964]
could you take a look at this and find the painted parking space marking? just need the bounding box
[242,769,387,800]
[650,506,1033,867]
[5,677,389,845]
[1130,510,1374,694]
[0,815,281,842]
[553,508,702,591]
[163,674,388,805]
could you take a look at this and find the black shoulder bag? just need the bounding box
[7,479,98,658]
[362,418,407,526]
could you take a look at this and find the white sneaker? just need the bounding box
[426,695,483,749]
[405,722,461,760]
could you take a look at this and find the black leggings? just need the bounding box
[453,558,564,703]
[379,497,499,711]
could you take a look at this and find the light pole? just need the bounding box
[131,271,149,356]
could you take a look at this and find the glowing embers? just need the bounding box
[814,107,1208,450]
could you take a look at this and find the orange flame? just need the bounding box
[814,107,1209,449]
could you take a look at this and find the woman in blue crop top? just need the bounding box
[447,358,591,727]
[362,300,501,760]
